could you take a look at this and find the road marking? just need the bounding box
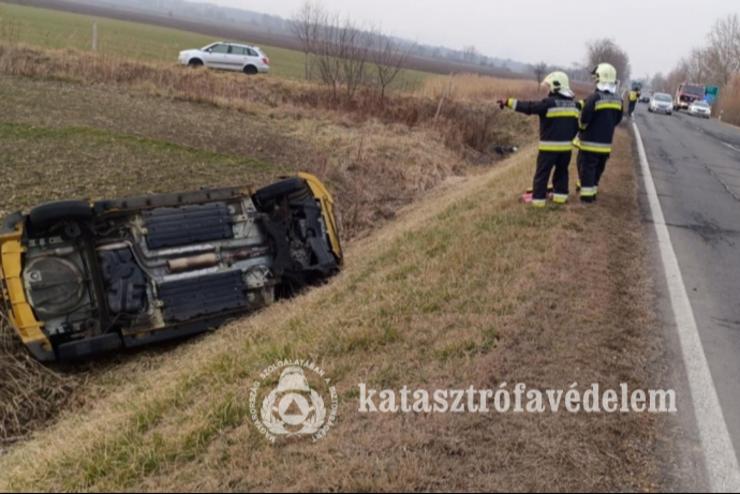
[722,142,740,153]
[633,121,740,492]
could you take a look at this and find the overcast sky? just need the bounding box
[205,0,737,77]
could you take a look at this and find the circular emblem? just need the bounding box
[250,360,337,443]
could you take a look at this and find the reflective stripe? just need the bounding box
[552,193,568,204]
[574,138,612,154]
[539,141,573,152]
[580,186,597,197]
[507,98,518,110]
[595,101,622,111]
[546,107,580,118]
[531,199,546,208]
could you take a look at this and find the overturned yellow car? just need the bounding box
[0,173,342,362]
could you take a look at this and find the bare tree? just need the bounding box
[585,38,631,84]
[312,11,344,100]
[650,72,669,93]
[704,14,740,86]
[462,45,479,63]
[370,31,412,104]
[338,20,371,100]
[532,62,548,83]
[290,1,325,80]
[301,10,372,103]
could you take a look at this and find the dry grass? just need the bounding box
[0,43,531,155]
[417,73,594,103]
[0,42,531,445]
[717,74,740,126]
[0,313,78,449]
[0,130,674,491]
[417,73,542,101]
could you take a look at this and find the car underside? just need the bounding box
[0,173,342,362]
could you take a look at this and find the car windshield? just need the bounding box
[693,101,709,107]
[654,94,672,102]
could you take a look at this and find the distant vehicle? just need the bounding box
[675,82,705,111]
[648,92,673,115]
[178,42,270,75]
[639,93,651,103]
[688,100,712,119]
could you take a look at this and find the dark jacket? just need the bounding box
[575,90,623,154]
[506,93,580,152]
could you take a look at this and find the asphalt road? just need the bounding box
[634,106,740,470]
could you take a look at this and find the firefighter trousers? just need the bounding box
[628,101,637,116]
[533,150,571,204]
[577,150,610,201]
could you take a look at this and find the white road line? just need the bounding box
[633,121,740,492]
[722,142,740,153]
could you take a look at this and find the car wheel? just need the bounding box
[29,200,92,230]
[243,65,258,75]
[188,58,204,68]
[252,177,310,211]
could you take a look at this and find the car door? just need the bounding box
[222,45,247,72]
[203,43,230,69]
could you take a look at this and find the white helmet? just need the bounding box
[541,71,574,97]
[592,63,618,92]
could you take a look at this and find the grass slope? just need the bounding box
[0,130,671,491]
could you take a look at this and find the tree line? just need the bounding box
[651,14,740,102]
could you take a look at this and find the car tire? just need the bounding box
[29,200,92,230]
[253,177,310,211]
[188,58,204,67]
[243,65,258,75]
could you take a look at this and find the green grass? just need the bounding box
[0,122,284,216]
[0,1,428,88]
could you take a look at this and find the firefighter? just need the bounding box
[497,71,580,207]
[627,83,640,117]
[575,63,623,203]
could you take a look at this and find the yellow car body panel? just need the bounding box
[298,172,343,262]
[0,224,53,355]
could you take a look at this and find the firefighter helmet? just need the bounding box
[591,63,618,84]
[542,71,571,93]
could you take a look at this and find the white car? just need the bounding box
[688,100,711,119]
[648,92,673,115]
[178,42,270,75]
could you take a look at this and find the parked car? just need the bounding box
[178,41,270,75]
[648,93,673,115]
[0,174,341,361]
[688,100,712,119]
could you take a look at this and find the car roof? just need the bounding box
[213,41,259,49]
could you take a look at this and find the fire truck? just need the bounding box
[675,82,706,111]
